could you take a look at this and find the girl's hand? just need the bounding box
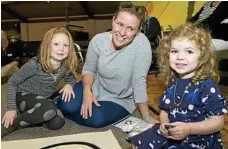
[167,122,191,140]
[159,123,170,138]
[2,110,17,128]
[59,84,75,102]
[81,88,100,119]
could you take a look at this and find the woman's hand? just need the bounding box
[2,110,17,128]
[144,114,160,124]
[59,84,75,102]
[150,118,160,124]
[81,88,100,119]
[167,122,191,140]
[159,123,170,138]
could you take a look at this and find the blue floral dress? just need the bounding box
[128,78,227,149]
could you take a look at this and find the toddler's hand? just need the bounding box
[159,123,170,138]
[167,122,191,140]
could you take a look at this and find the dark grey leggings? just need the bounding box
[13,92,65,130]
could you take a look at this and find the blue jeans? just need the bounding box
[56,81,130,128]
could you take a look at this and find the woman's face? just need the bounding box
[111,11,140,50]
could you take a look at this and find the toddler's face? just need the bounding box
[169,38,200,79]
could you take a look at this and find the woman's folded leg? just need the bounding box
[67,101,130,128]
[57,81,83,114]
[57,81,130,128]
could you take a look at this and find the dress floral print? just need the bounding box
[128,78,227,149]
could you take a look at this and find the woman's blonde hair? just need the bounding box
[157,23,219,85]
[37,27,77,76]
[114,2,145,30]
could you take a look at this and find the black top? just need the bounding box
[189,1,228,41]
[1,42,24,66]
[142,16,162,49]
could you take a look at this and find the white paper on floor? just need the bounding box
[1,130,121,149]
[113,116,154,133]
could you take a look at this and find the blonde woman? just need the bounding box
[57,2,159,128]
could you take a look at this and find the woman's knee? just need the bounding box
[86,111,107,128]
[56,82,83,114]
[57,99,79,114]
[43,109,65,130]
[84,102,129,128]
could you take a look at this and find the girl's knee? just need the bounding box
[43,113,65,130]
[42,102,58,121]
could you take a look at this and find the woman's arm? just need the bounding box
[81,70,101,119]
[138,102,159,123]
[80,36,100,119]
[131,36,158,123]
[81,35,99,90]
[82,73,94,91]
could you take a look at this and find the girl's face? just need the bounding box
[111,11,140,50]
[169,38,200,79]
[50,33,69,64]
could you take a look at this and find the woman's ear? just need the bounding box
[112,16,116,22]
[136,30,140,36]
[112,16,116,27]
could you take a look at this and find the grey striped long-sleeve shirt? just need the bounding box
[7,57,77,110]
